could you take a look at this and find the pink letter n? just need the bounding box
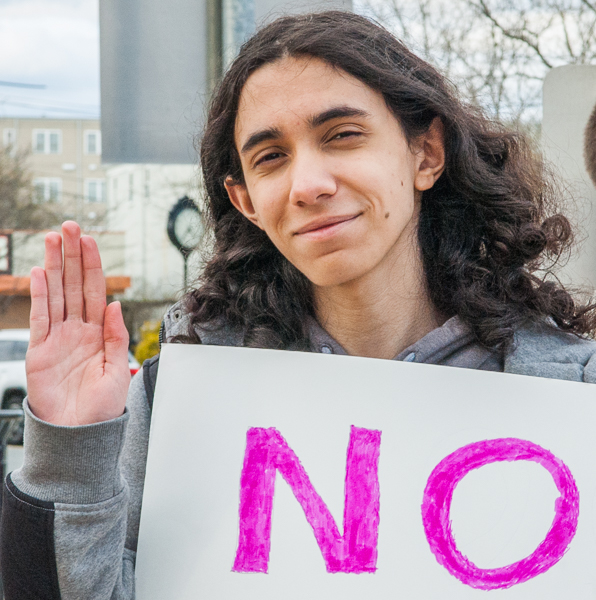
[233,425,381,574]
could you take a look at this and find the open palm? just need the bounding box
[26,222,130,426]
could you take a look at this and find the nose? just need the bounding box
[288,152,337,207]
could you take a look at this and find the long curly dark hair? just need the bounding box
[182,10,596,350]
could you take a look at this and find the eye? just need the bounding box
[330,130,362,142]
[255,151,284,167]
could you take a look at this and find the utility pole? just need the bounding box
[207,0,223,91]
[222,0,256,69]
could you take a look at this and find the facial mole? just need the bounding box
[385,212,390,219]
[401,181,404,186]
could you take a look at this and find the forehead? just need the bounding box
[235,57,388,140]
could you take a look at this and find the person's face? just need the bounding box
[226,56,445,288]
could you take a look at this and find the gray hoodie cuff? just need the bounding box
[10,399,129,505]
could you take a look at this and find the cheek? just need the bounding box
[360,173,416,225]
[344,150,415,206]
[379,156,419,216]
[250,189,290,242]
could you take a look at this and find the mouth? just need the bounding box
[294,213,362,237]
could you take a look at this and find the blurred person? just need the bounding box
[2,11,596,599]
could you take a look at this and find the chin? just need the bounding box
[299,257,373,288]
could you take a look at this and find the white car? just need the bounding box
[0,329,29,445]
[0,329,140,445]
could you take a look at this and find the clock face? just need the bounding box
[174,207,203,251]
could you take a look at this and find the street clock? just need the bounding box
[167,196,203,287]
[167,196,203,256]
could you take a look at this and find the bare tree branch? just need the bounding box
[581,0,596,16]
[559,10,577,59]
[365,0,595,123]
[475,0,554,67]
[0,148,60,230]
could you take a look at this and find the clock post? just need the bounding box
[167,196,204,288]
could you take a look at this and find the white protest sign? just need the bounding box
[135,344,596,599]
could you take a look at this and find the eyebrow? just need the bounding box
[308,105,370,128]
[240,105,370,155]
[240,127,283,155]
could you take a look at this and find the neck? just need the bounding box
[313,235,444,360]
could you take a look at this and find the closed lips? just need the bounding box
[294,214,361,235]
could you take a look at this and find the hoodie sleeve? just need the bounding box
[0,371,151,600]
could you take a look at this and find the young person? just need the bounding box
[2,11,596,600]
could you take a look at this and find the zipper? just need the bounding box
[158,320,165,349]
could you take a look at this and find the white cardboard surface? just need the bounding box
[135,344,596,599]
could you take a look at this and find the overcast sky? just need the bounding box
[0,0,99,119]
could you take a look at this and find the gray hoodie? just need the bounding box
[2,308,596,600]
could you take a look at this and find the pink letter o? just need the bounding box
[421,438,579,590]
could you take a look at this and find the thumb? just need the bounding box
[104,301,130,372]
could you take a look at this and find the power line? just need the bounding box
[0,81,46,89]
[3,94,99,110]
[0,100,98,116]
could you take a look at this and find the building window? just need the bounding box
[32,130,62,154]
[84,130,101,155]
[34,132,44,153]
[33,178,62,203]
[2,128,16,148]
[49,132,59,153]
[0,233,11,274]
[85,178,106,203]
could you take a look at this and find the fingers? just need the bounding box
[44,231,64,327]
[62,221,84,320]
[104,301,130,378]
[81,236,107,326]
[46,223,107,327]
[29,267,49,346]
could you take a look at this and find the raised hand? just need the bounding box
[26,221,131,426]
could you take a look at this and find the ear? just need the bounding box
[224,176,263,229]
[414,117,446,192]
